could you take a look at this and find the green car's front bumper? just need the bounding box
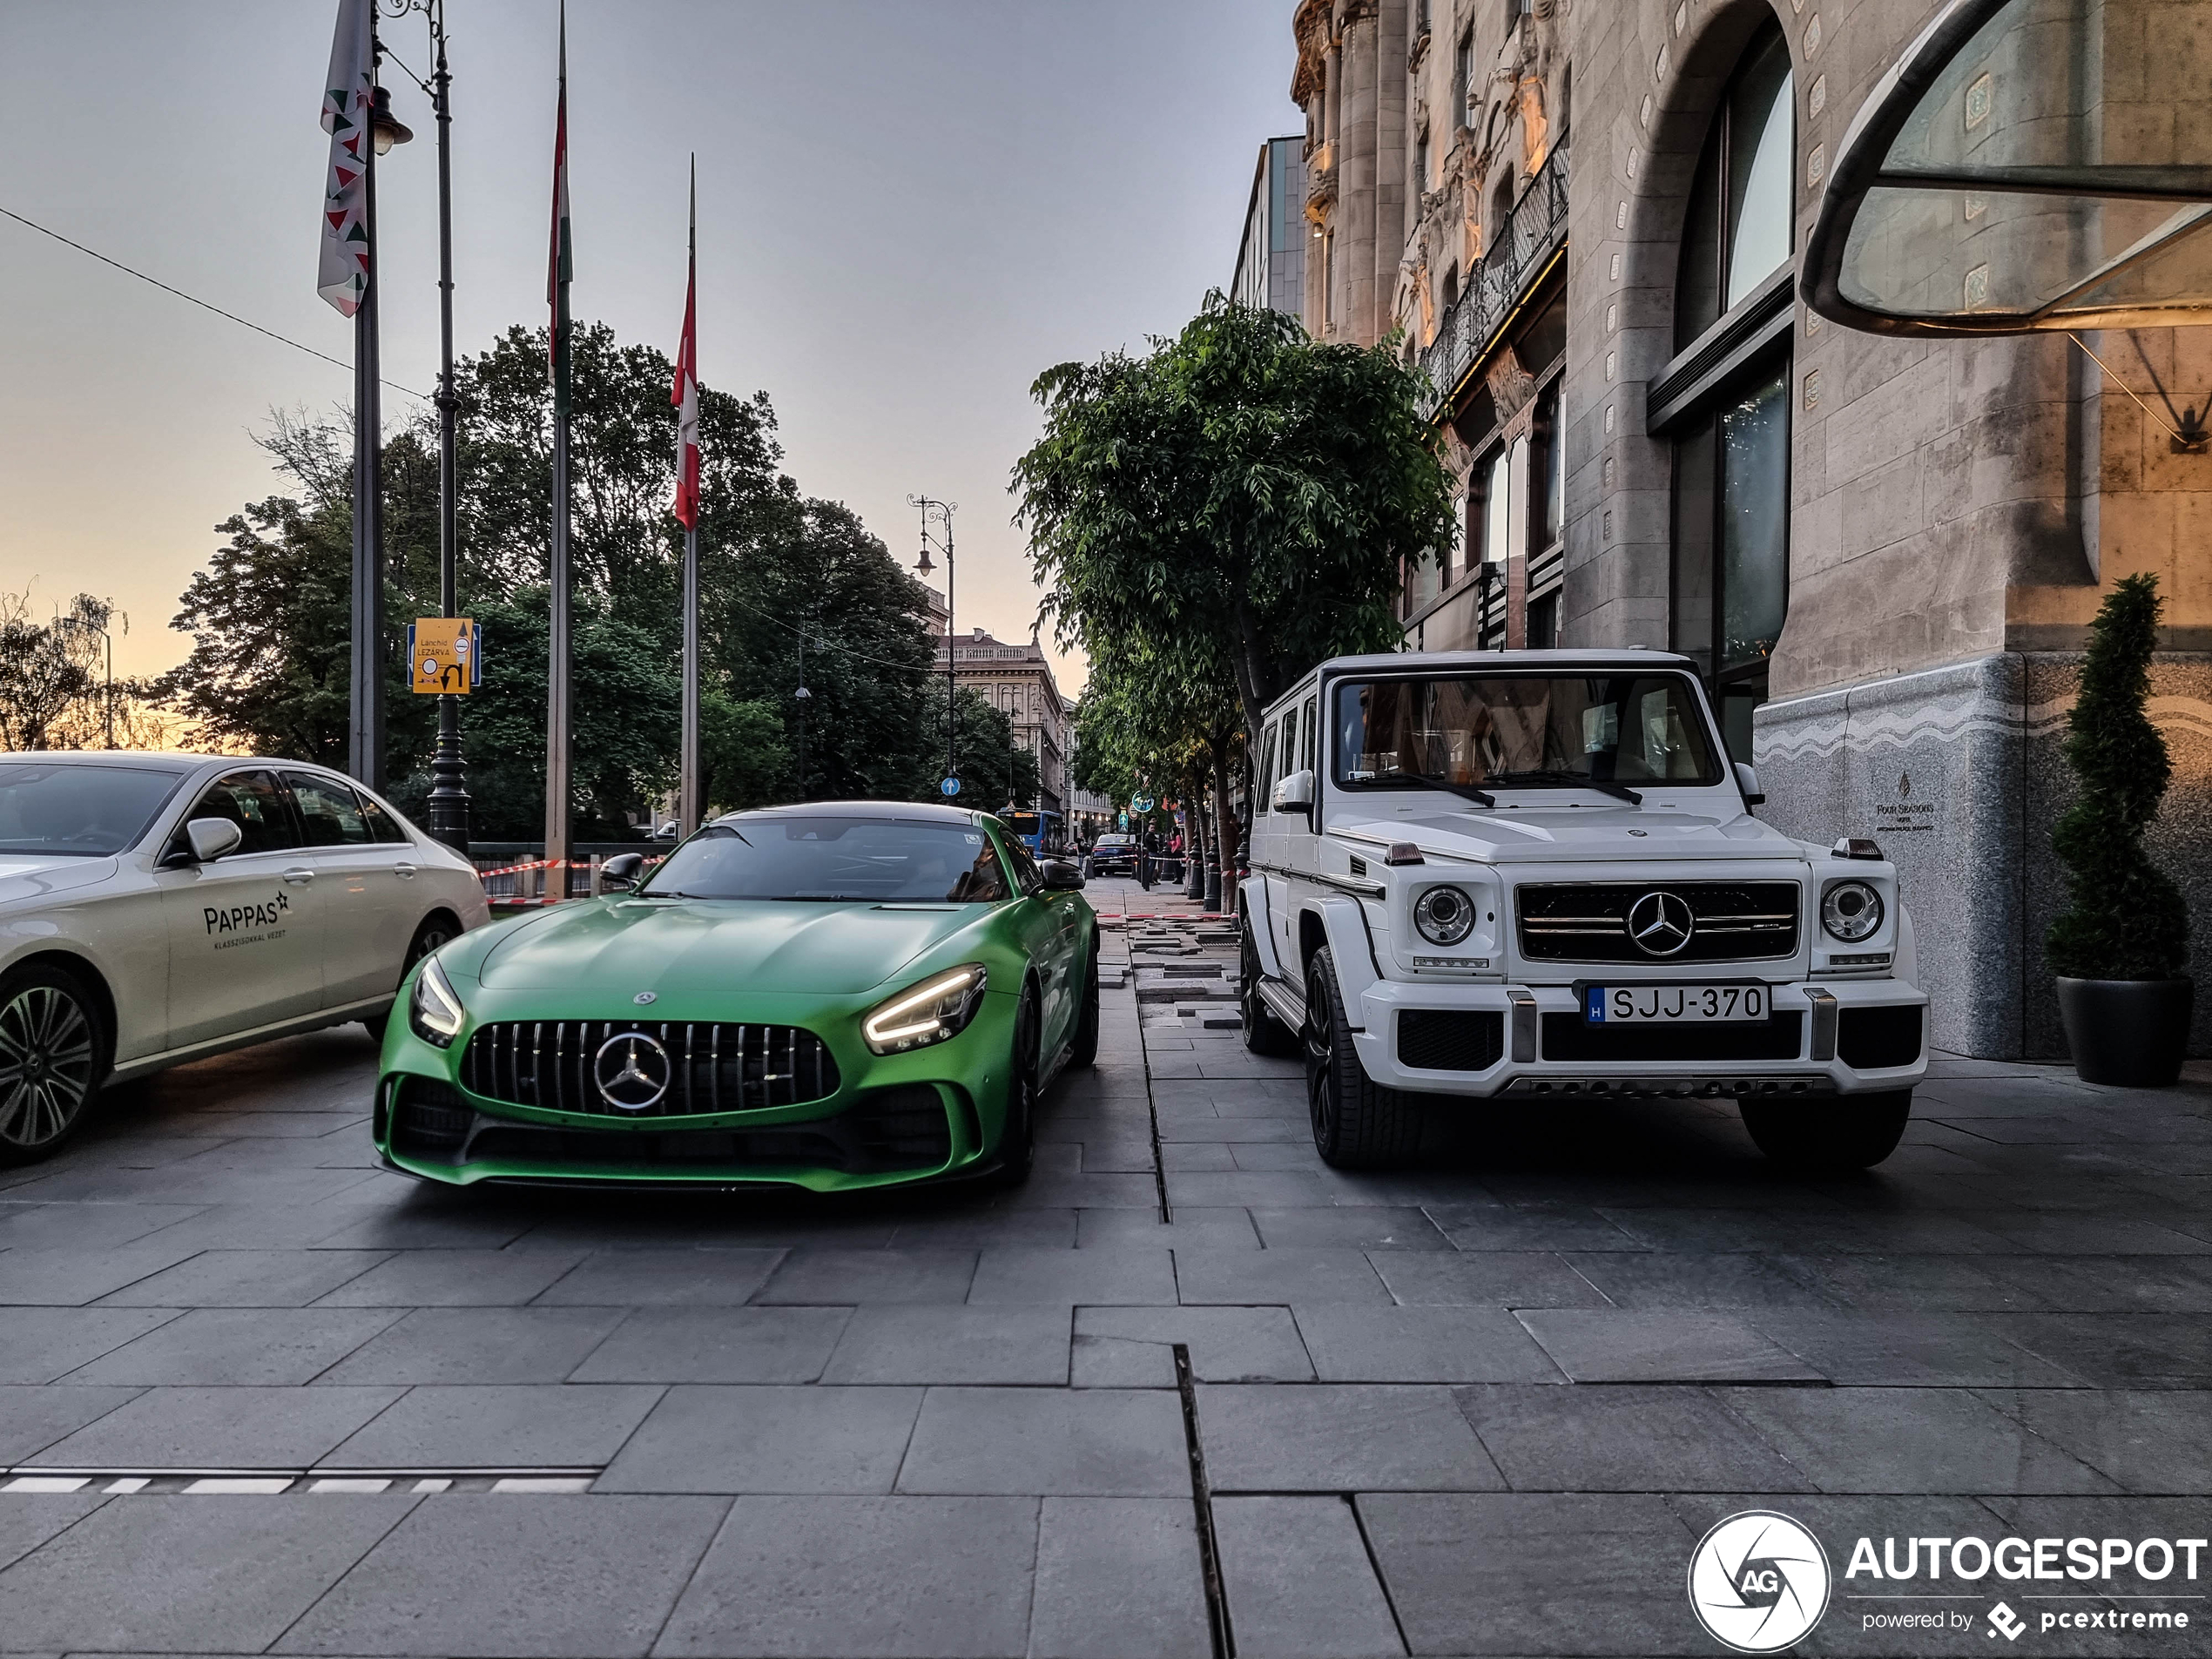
[374,983,1024,1192]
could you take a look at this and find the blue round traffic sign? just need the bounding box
[1131,793,1154,813]
[941,776,961,797]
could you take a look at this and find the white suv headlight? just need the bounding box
[1413,885,1477,946]
[408,956,466,1048]
[862,964,988,1055]
[1822,880,1885,942]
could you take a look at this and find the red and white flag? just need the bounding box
[671,165,700,529]
[317,0,374,315]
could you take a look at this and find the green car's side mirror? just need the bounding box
[1038,859,1086,893]
[600,852,645,891]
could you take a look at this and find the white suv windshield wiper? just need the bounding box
[1352,775,1496,808]
[1486,769,1644,806]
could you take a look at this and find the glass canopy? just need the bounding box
[1803,0,2212,335]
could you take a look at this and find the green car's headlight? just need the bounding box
[862,963,988,1055]
[409,955,466,1048]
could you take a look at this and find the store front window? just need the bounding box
[1667,22,1797,758]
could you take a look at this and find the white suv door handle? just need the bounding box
[282,867,315,885]
[394,862,417,879]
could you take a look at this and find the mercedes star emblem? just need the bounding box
[1627,889,1696,957]
[593,1031,672,1111]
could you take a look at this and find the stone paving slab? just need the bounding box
[273,1493,725,1657]
[0,1493,419,1654]
[651,1494,1038,1658]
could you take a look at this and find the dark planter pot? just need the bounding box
[2055,977,2194,1087]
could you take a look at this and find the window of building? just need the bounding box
[1526,591,1559,650]
[1676,24,1795,349]
[1453,30,1474,133]
[1666,24,1797,759]
[1414,125,1429,195]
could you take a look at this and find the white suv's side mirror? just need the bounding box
[1272,769,1315,815]
[187,818,245,861]
[1734,762,1765,806]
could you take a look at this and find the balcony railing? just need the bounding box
[1418,143,1570,421]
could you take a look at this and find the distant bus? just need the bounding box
[1002,809,1060,858]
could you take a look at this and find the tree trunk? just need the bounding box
[1230,590,1280,743]
[1211,745,1238,918]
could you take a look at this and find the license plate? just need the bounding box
[1584,984,1768,1023]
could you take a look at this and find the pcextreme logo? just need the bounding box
[1688,1510,1831,1653]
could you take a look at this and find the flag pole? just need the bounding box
[679,155,701,837]
[350,19,385,791]
[543,0,572,897]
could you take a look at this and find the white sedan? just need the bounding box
[0,752,491,1164]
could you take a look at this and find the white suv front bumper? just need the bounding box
[1349,977,1928,1099]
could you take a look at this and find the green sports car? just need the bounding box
[374,803,1099,1190]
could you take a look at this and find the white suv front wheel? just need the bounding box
[1739,1090,1912,1171]
[1303,948,1427,1170]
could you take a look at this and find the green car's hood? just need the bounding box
[474,897,981,998]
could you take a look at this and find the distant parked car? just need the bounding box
[1088,833,1138,878]
[0,752,490,1165]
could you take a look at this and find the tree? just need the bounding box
[2046,574,2189,980]
[910,688,1040,813]
[158,322,940,831]
[0,590,98,752]
[1015,293,1453,743]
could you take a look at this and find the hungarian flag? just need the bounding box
[671,167,699,529]
[317,0,374,315]
[547,5,572,408]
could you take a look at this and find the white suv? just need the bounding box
[1238,650,1928,1170]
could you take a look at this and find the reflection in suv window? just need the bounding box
[640,817,1013,902]
[1334,674,1723,789]
[0,762,188,857]
[285,772,373,846]
[181,771,300,855]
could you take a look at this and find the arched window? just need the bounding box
[1666,21,1797,759]
[1676,24,1795,349]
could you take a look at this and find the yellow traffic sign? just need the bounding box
[409,618,476,694]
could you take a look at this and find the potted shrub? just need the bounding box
[2048,573,2193,1085]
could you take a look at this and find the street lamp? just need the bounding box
[909,496,956,793]
[56,616,114,749]
[381,0,469,851]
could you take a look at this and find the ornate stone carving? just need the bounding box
[1486,345,1537,419]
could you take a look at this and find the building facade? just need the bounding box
[935,626,1072,819]
[1284,0,2212,1059]
[1233,136,1311,315]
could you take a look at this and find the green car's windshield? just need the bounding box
[0,761,190,857]
[1333,673,1723,790]
[639,817,1013,902]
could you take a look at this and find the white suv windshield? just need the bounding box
[1333,673,1723,791]
[0,761,190,856]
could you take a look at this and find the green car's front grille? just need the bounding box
[459,1021,840,1118]
[389,1077,952,1176]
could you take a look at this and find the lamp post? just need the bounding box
[383,0,468,849]
[909,496,956,792]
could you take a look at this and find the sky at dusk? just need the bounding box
[0,1,1302,697]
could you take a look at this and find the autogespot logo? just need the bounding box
[1688,1510,1831,1653]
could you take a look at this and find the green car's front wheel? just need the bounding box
[986,986,1041,1188]
[1067,943,1100,1069]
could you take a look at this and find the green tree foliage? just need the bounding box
[911,687,1040,813]
[2047,573,2190,981]
[0,590,138,752]
[1015,294,1452,741]
[158,323,938,834]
